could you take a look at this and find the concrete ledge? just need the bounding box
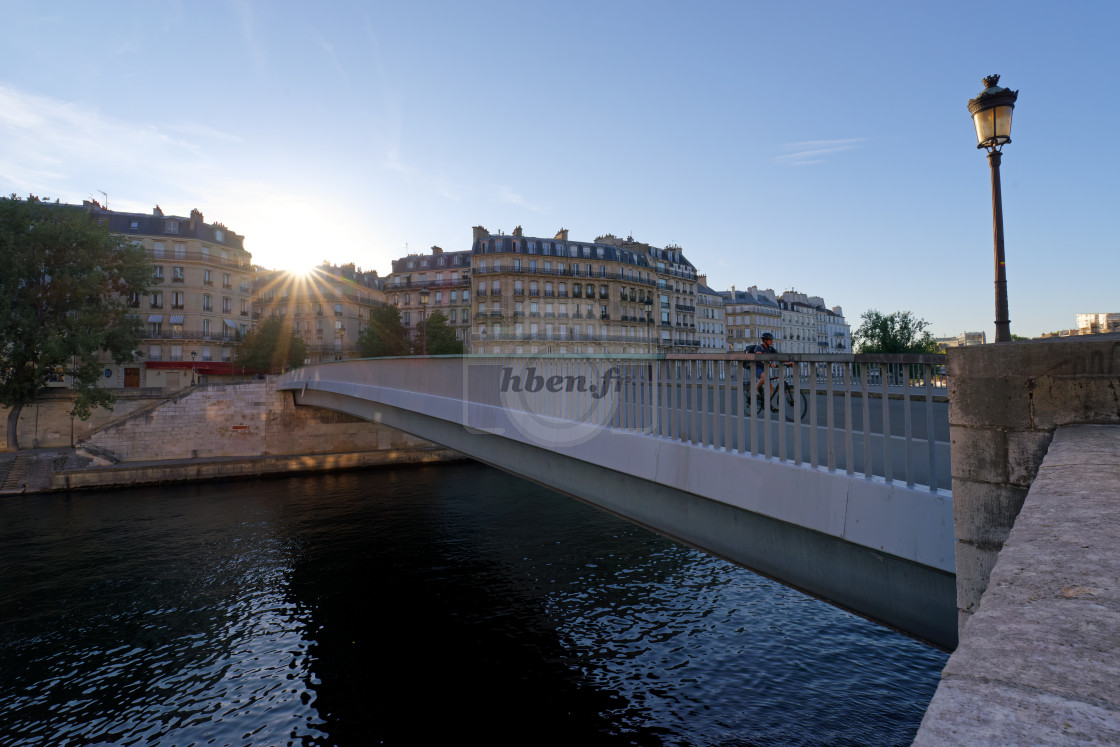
[51,448,464,491]
[915,424,1120,744]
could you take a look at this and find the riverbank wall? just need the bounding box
[2,379,463,492]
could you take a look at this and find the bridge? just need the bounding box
[278,352,957,649]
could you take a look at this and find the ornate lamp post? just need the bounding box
[419,288,431,355]
[968,74,1019,343]
[190,350,197,385]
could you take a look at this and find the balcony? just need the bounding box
[529,290,540,297]
[240,310,249,317]
[514,288,524,295]
[223,284,233,290]
[203,280,213,286]
[171,277,184,283]
[171,304,184,310]
[150,303,163,309]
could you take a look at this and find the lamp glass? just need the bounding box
[973,104,1014,147]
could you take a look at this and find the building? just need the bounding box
[695,276,726,353]
[384,246,473,351]
[936,331,987,349]
[252,264,386,363]
[468,227,700,354]
[719,287,781,351]
[83,201,254,388]
[1076,313,1120,335]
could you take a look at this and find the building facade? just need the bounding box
[696,277,726,353]
[384,246,473,351]
[252,264,386,363]
[1076,313,1120,335]
[84,202,254,389]
[467,227,701,354]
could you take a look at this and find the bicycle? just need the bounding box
[744,369,808,423]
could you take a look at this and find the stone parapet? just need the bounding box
[915,425,1120,744]
[949,335,1120,630]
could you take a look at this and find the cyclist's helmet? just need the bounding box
[761,332,774,341]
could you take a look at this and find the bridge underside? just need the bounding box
[290,385,957,649]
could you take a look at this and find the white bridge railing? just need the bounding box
[301,352,949,494]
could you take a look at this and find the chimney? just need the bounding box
[431,245,444,254]
[472,225,489,243]
[512,225,523,237]
[730,284,735,294]
[189,208,203,231]
[554,228,569,241]
[698,274,708,288]
[153,205,164,216]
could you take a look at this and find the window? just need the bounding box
[174,243,185,259]
[153,242,165,257]
[201,346,211,361]
[222,297,231,313]
[164,220,179,234]
[172,291,184,309]
[202,294,212,311]
[150,292,163,308]
[149,345,162,360]
[172,266,184,282]
[202,319,211,336]
[149,321,162,336]
[241,299,249,315]
[222,273,231,289]
[204,269,213,285]
[334,304,343,316]
[153,265,164,279]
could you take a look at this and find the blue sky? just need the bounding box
[2,0,1117,338]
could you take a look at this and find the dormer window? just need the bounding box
[164,220,179,234]
[214,228,225,242]
[130,220,140,230]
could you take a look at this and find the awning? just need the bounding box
[224,319,237,329]
[169,315,185,324]
[147,314,163,323]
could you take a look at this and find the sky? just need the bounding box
[2,0,1117,339]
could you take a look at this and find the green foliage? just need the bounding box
[417,310,463,355]
[0,195,150,420]
[853,309,941,354]
[236,317,306,374]
[358,304,411,357]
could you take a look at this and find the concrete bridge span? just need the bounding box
[278,354,956,649]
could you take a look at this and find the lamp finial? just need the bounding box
[982,74,1001,89]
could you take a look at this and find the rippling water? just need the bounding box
[0,463,946,746]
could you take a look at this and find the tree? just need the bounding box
[358,304,411,357]
[417,310,463,355]
[0,196,151,448]
[235,317,306,374]
[852,310,941,354]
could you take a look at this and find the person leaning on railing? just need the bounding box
[744,332,793,412]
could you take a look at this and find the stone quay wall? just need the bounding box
[948,334,1120,632]
[1,388,171,451]
[78,378,440,462]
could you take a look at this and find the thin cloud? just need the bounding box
[498,186,551,214]
[776,138,868,166]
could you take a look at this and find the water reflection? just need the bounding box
[0,464,945,746]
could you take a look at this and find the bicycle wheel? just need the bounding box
[783,387,809,423]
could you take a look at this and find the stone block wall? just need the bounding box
[1,390,169,451]
[83,379,438,461]
[949,335,1120,631]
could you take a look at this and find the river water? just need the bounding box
[0,462,946,746]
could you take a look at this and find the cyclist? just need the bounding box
[745,332,792,412]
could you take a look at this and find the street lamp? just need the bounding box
[191,350,197,385]
[419,288,431,355]
[968,74,1019,343]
